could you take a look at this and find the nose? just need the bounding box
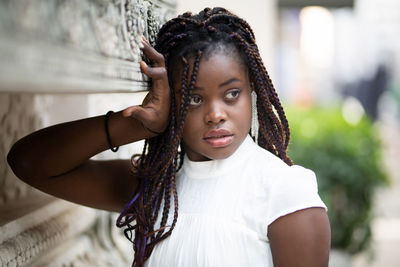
[204,101,227,124]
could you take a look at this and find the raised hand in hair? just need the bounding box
[123,36,170,135]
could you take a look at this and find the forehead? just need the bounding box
[171,51,248,90]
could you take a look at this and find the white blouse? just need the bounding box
[145,135,327,267]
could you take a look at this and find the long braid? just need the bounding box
[230,32,290,162]
[143,51,203,259]
[251,44,291,149]
[117,7,293,267]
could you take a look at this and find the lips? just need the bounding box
[203,129,234,148]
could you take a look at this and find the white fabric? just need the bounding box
[145,135,327,267]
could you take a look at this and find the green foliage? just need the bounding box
[286,106,389,254]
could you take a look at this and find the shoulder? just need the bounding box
[244,140,322,197]
[245,139,288,172]
[248,144,328,233]
[245,140,326,207]
[248,141,317,187]
[262,161,327,226]
[271,164,320,194]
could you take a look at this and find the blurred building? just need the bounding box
[276,0,400,123]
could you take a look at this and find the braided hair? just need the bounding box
[117,7,293,266]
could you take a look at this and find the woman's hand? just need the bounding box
[123,36,170,135]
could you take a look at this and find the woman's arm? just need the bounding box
[268,207,331,267]
[7,37,170,212]
[7,112,149,212]
[8,112,151,181]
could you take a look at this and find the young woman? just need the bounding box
[8,7,330,267]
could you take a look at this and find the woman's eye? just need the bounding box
[189,95,202,106]
[226,89,241,100]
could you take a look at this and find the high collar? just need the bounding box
[181,135,255,179]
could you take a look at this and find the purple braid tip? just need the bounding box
[116,190,141,227]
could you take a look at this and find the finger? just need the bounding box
[141,62,169,96]
[122,105,153,124]
[140,61,167,80]
[122,105,140,117]
[141,39,165,67]
[142,35,150,45]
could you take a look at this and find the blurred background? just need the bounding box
[181,0,400,266]
[1,0,399,266]
[275,2,399,266]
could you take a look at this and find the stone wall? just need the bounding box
[0,0,175,266]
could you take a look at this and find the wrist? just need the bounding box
[105,110,152,147]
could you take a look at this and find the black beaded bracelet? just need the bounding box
[105,111,119,152]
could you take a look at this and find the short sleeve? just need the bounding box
[264,165,327,235]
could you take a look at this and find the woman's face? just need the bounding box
[173,52,252,161]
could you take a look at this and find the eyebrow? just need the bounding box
[193,78,241,90]
[219,78,241,87]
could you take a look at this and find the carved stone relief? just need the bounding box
[0,0,175,265]
[28,211,132,267]
[0,197,98,267]
[0,0,175,93]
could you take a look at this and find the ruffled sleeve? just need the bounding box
[264,164,327,237]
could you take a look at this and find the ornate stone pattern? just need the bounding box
[29,212,132,267]
[125,0,147,61]
[0,0,175,93]
[0,199,97,266]
[146,0,176,45]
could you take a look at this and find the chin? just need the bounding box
[206,148,236,160]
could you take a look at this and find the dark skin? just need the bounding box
[7,37,330,266]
